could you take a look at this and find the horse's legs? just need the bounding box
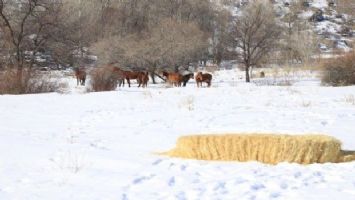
[127,78,131,87]
[138,77,143,87]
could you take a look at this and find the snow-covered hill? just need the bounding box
[221,0,354,53]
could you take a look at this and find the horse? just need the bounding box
[113,67,142,87]
[162,71,182,87]
[195,72,212,87]
[260,71,265,78]
[180,72,194,87]
[74,67,87,86]
[138,72,149,88]
[111,67,125,87]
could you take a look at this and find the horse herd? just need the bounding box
[74,66,213,88]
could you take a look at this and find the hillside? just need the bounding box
[221,0,354,54]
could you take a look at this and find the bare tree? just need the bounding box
[92,18,208,83]
[234,0,281,82]
[211,9,234,66]
[0,0,66,75]
[277,1,319,65]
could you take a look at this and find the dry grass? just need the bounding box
[205,64,219,74]
[321,52,355,86]
[89,67,119,92]
[301,100,312,107]
[178,95,195,111]
[162,134,355,165]
[344,94,355,105]
[286,87,302,95]
[339,150,355,163]
[142,90,153,99]
[0,68,63,94]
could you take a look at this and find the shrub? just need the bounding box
[321,52,355,86]
[0,68,62,94]
[89,67,119,92]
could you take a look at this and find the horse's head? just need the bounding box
[162,71,169,77]
[195,72,203,80]
[73,67,83,76]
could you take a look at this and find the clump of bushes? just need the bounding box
[0,68,62,94]
[89,67,120,92]
[321,52,355,86]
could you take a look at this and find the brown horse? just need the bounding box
[111,67,125,87]
[113,67,142,87]
[195,72,212,87]
[138,72,149,88]
[181,73,194,87]
[162,71,182,87]
[74,67,87,86]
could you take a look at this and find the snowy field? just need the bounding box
[1,69,355,200]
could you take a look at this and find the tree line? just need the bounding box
[0,0,322,83]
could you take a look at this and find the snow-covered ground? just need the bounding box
[1,69,355,200]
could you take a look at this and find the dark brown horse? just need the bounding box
[195,72,212,87]
[74,67,87,86]
[162,71,182,87]
[181,73,194,87]
[138,72,149,88]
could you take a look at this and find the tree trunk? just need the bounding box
[150,71,156,84]
[154,72,166,82]
[250,66,253,80]
[245,64,250,83]
[16,67,24,92]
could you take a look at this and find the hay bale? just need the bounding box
[338,150,355,163]
[162,134,353,164]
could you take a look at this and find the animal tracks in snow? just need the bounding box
[119,159,355,200]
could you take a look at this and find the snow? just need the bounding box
[1,69,355,200]
[299,10,314,19]
[311,0,329,9]
[315,20,342,34]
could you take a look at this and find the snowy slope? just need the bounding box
[0,69,355,199]
[222,0,354,52]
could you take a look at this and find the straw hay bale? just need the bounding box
[338,151,355,163]
[163,134,355,164]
